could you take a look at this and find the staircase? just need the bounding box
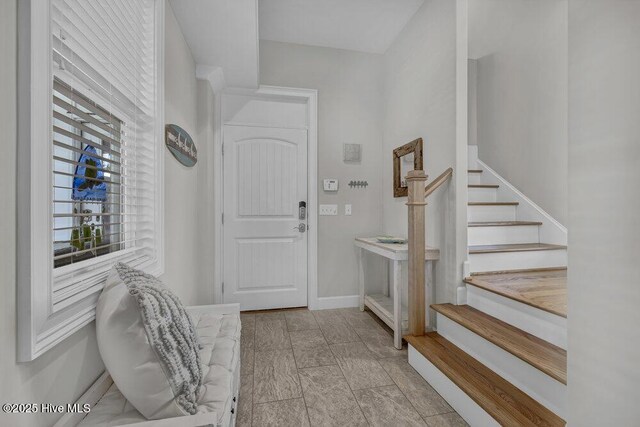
[406,149,567,426]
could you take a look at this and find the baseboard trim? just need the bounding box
[314,294,360,310]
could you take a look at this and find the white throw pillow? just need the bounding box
[96,263,202,420]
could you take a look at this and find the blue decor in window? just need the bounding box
[72,145,108,201]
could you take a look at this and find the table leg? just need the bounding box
[426,261,435,331]
[359,248,365,311]
[393,260,402,349]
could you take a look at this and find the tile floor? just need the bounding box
[237,307,468,427]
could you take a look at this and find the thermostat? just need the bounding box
[323,179,339,192]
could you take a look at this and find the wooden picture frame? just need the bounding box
[393,138,424,197]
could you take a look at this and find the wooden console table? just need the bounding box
[355,237,440,349]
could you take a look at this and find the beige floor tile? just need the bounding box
[311,309,345,320]
[252,398,310,427]
[293,344,336,369]
[379,358,452,417]
[241,345,254,376]
[241,315,256,350]
[330,342,394,390]
[354,385,426,426]
[236,374,253,427]
[239,309,465,425]
[424,412,469,427]
[379,357,433,389]
[290,330,335,368]
[316,317,361,344]
[240,312,256,323]
[337,307,361,313]
[404,386,453,418]
[254,349,302,403]
[354,327,407,359]
[298,365,368,427]
[255,319,291,351]
[289,329,327,349]
[340,310,382,329]
[255,311,286,321]
[285,310,319,331]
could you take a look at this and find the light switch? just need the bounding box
[319,204,338,216]
[345,204,352,216]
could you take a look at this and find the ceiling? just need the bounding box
[259,0,425,54]
[169,0,260,88]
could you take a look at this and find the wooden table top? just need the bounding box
[355,237,440,261]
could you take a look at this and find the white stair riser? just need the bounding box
[469,248,567,273]
[468,173,483,185]
[409,346,500,427]
[436,314,566,418]
[468,187,497,202]
[468,225,539,246]
[466,285,567,349]
[468,205,516,222]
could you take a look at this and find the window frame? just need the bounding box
[17,0,165,361]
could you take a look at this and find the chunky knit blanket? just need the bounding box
[114,263,202,415]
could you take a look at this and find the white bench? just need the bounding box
[54,304,241,427]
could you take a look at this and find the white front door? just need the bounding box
[223,125,308,310]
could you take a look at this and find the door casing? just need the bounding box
[213,86,318,309]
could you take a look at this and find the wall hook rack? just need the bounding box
[348,180,368,188]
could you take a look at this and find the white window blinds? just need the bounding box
[51,0,161,272]
[16,0,164,361]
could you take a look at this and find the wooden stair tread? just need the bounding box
[468,202,519,206]
[406,333,565,426]
[464,269,567,317]
[432,304,567,384]
[469,184,499,188]
[468,243,567,254]
[468,221,542,227]
[468,169,483,173]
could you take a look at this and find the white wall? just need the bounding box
[259,40,386,298]
[469,0,568,225]
[382,0,460,304]
[468,59,478,146]
[567,1,640,425]
[195,79,217,303]
[1,2,105,426]
[0,3,216,425]
[163,0,216,305]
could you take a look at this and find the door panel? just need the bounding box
[237,139,296,217]
[223,125,308,309]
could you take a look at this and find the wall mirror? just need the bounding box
[393,138,423,197]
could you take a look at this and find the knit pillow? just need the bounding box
[96,263,202,419]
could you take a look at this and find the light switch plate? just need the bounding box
[345,204,352,215]
[319,204,338,216]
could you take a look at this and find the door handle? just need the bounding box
[293,223,306,233]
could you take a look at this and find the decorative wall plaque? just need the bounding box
[165,124,197,167]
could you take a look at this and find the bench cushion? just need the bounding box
[191,311,241,418]
[79,311,241,426]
